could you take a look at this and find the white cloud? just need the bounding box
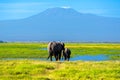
[61,6,71,9]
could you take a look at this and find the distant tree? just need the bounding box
[0,40,4,43]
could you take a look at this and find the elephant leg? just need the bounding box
[55,54,59,61]
[64,56,67,61]
[50,55,52,61]
[47,52,53,61]
[56,55,59,61]
[47,53,51,60]
[68,58,69,61]
[68,56,70,61]
[50,53,53,61]
[61,53,64,60]
[54,54,57,61]
[58,53,61,61]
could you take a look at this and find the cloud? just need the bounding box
[61,6,71,9]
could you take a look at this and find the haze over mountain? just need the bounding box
[0,7,120,42]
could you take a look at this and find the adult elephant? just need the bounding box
[47,41,65,61]
[63,48,71,61]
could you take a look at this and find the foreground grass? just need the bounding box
[0,42,120,60]
[0,60,120,80]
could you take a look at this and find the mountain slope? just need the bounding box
[0,7,120,42]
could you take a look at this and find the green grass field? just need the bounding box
[0,42,120,79]
[0,42,120,60]
[0,60,120,80]
[0,42,48,58]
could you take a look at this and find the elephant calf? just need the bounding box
[63,48,71,61]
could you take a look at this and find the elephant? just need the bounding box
[63,48,71,61]
[47,41,65,61]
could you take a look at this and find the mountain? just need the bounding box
[0,7,120,42]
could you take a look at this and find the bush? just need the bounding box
[0,40,4,43]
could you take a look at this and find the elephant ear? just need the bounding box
[60,42,65,47]
[60,42,65,50]
[48,42,53,51]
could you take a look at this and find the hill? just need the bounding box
[0,7,120,42]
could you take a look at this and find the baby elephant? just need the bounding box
[63,48,71,61]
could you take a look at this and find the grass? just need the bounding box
[0,42,120,60]
[66,43,120,55]
[0,42,48,58]
[0,42,120,79]
[0,60,120,80]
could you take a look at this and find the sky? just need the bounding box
[0,0,120,20]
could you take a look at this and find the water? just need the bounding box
[38,48,47,50]
[1,54,111,61]
[70,54,109,61]
[37,48,119,61]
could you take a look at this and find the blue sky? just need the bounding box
[0,0,120,20]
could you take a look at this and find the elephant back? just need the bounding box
[48,42,65,53]
[53,42,63,53]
